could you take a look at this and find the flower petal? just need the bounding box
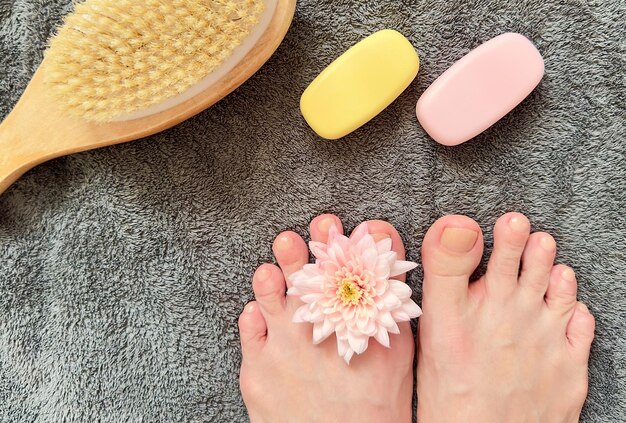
[313,321,335,344]
[376,237,392,254]
[390,260,418,277]
[310,241,330,261]
[322,318,335,338]
[350,222,369,244]
[378,311,395,328]
[374,327,390,348]
[328,224,340,240]
[334,234,352,255]
[356,316,376,336]
[343,306,356,321]
[300,293,323,303]
[374,251,395,277]
[388,321,400,334]
[337,337,349,356]
[356,234,376,257]
[348,331,369,355]
[312,322,324,344]
[293,305,312,323]
[388,279,413,300]
[391,309,410,321]
[292,275,325,293]
[382,293,402,310]
[343,348,355,364]
[378,251,396,269]
[374,268,390,284]
[361,246,378,271]
[335,321,347,338]
[401,299,423,319]
[330,241,348,267]
[322,261,339,276]
[286,286,301,296]
[303,263,321,276]
[373,278,389,296]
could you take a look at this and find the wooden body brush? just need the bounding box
[0,0,296,195]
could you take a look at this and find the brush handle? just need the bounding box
[0,114,39,194]
[0,69,109,195]
[0,81,94,195]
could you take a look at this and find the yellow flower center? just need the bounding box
[337,278,362,305]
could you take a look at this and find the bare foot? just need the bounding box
[238,215,415,423]
[417,213,595,422]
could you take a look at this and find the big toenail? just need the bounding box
[539,235,556,252]
[441,227,478,253]
[255,266,272,282]
[246,303,256,313]
[509,216,529,232]
[561,267,576,282]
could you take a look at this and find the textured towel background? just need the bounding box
[1,0,624,421]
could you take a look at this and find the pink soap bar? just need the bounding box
[416,33,544,146]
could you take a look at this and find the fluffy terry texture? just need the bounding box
[0,0,624,421]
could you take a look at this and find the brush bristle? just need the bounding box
[44,0,264,122]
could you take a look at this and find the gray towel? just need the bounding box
[1,0,624,421]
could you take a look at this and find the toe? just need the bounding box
[519,232,556,299]
[359,220,407,281]
[252,264,287,316]
[421,215,483,311]
[310,214,343,243]
[238,301,267,357]
[545,265,578,315]
[272,231,309,286]
[566,302,595,361]
[485,212,531,297]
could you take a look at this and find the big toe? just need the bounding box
[421,215,484,312]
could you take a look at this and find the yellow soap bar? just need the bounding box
[300,29,419,140]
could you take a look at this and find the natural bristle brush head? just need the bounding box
[44,0,265,122]
[0,0,295,195]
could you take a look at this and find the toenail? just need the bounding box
[441,227,478,253]
[539,235,556,252]
[509,216,529,232]
[371,233,391,243]
[577,302,589,313]
[246,303,256,313]
[318,216,335,233]
[561,267,576,282]
[255,266,272,282]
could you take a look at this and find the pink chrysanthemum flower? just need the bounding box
[287,222,422,364]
